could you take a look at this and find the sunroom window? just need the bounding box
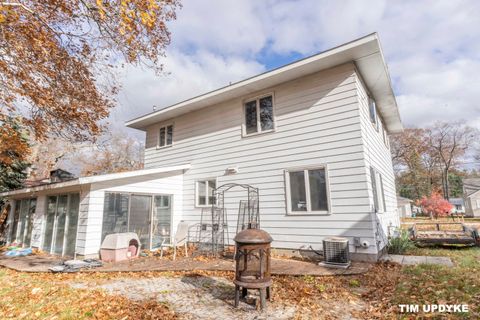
[101,192,173,249]
[285,167,329,214]
[11,198,36,247]
[244,95,274,135]
[196,179,216,206]
[159,124,173,147]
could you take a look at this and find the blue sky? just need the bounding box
[112,0,480,138]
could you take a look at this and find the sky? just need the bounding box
[111,0,480,140]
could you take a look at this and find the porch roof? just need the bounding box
[0,164,190,197]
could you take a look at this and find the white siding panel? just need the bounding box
[356,70,400,253]
[143,63,377,254]
[81,172,184,256]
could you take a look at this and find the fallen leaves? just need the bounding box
[0,268,177,319]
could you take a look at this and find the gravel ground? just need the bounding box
[72,275,296,320]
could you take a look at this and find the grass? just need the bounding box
[392,246,480,319]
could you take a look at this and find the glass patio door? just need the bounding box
[53,195,68,255]
[23,199,36,247]
[64,194,80,256]
[128,195,152,249]
[43,194,80,256]
[43,197,56,253]
[11,198,36,246]
[151,195,172,248]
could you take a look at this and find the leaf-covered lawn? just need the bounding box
[0,247,478,319]
[0,269,177,319]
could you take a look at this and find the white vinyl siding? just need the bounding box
[357,69,399,252]
[81,172,183,256]
[143,63,378,254]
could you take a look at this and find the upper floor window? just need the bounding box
[159,124,173,147]
[285,166,330,214]
[244,94,275,135]
[369,97,378,129]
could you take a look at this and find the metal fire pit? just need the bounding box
[233,228,273,310]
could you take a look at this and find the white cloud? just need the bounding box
[111,49,264,137]
[111,0,480,137]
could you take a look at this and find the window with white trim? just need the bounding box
[384,128,390,149]
[285,167,330,214]
[196,179,217,207]
[158,124,173,147]
[369,97,378,129]
[370,167,386,213]
[244,94,274,135]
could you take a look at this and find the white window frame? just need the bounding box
[284,165,331,215]
[157,123,174,149]
[242,92,276,137]
[195,178,218,208]
[371,167,386,213]
[384,128,390,149]
[368,97,378,131]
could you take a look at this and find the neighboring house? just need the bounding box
[1,33,402,261]
[449,197,465,214]
[463,179,480,217]
[397,196,413,218]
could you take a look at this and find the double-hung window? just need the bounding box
[370,167,386,213]
[196,179,217,207]
[244,94,275,135]
[159,124,173,147]
[285,166,330,214]
[369,97,378,129]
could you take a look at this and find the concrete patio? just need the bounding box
[380,254,454,267]
[0,254,371,275]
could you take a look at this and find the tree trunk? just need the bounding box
[444,168,450,201]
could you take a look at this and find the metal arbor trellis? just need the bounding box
[198,183,260,256]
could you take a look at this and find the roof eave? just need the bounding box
[125,33,402,133]
[0,164,190,198]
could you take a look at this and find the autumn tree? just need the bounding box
[0,117,30,193]
[28,135,80,179]
[416,192,453,219]
[390,128,440,199]
[427,121,477,200]
[0,0,180,162]
[73,128,144,176]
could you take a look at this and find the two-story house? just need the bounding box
[1,33,402,261]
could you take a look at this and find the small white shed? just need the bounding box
[397,196,413,218]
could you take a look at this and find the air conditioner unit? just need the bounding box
[320,237,351,268]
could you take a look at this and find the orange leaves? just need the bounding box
[0,268,178,319]
[416,192,453,219]
[0,117,30,165]
[0,0,180,162]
